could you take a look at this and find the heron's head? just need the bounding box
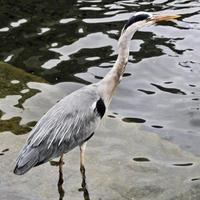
[122,11,180,34]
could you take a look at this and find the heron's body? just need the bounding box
[14,12,180,176]
[14,83,107,174]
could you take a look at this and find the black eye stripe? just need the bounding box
[123,14,150,30]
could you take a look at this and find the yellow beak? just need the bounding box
[151,14,181,22]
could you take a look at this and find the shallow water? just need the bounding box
[0,0,200,199]
[1,116,200,200]
[0,0,199,154]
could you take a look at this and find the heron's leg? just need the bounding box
[80,142,87,176]
[58,155,64,199]
[57,154,65,200]
[58,154,64,183]
[79,142,90,200]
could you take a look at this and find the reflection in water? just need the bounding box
[122,72,131,77]
[0,0,200,156]
[151,125,163,129]
[107,114,116,118]
[138,89,155,95]
[189,84,196,88]
[58,167,65,200]
[79,166,90,200]
[51,157,90,200]
[133,157,150,162]
[122,117,146,123]
[0,0,200,198]
[164,81,173,84]
[173,163,193,167]
[2,148,9,152]
[0,148,9,156]
[50,157,65,200]
[179,61,193,68]
[191,178,200,182]
[57,155,65,200]
[151,83,186,95]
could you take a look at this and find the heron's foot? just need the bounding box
[79,178,90,200]
[79,186,90,200]
[78,164,90,199]
[78,188,83,191]
[81,176,87,189]
[50,160,65,166]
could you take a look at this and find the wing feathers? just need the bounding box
[14,148,39,175]
[14,84,106,174]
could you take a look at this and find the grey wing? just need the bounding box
[14,85,106,175]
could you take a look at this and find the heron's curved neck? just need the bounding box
[98,27,137,106]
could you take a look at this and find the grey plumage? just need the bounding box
[14,84,104,175]
[14,12,180,176]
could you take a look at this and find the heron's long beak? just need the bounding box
[150,14,181,22]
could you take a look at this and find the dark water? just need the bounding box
[0,0,200,155]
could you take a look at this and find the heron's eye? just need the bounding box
[146,16,152,22]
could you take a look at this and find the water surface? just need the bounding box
[1,0,199,154]
[0,0,200,191]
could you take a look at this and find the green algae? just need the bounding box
[0,117,32,135]
[0,62,46,134]
[0,61,45,98]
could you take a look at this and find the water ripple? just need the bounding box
[122,117,146,123]
[151,83,186,95]
[0,0,200,155]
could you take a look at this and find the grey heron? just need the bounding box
[14,11,179,189]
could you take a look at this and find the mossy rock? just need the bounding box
[0,117,32,135]
[0,62,46,135]
[0,61,46,99]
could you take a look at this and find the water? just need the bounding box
[0,1,200,199]
[1,0,199,154]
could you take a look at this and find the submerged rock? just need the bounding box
[0,62,46,135]
[0,115,200,200]
[0,62,45,99]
